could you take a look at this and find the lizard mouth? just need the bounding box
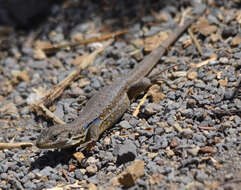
[36,129,87,149]
[36,137,85,149]
[36,126,89,149]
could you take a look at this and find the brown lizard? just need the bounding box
[36,8,205,150]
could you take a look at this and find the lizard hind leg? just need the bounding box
[127,77,151,101]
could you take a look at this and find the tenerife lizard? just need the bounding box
[36,9,205,150]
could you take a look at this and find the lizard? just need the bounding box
[36,8,205,150]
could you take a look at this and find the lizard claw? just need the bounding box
[76,140,96,152]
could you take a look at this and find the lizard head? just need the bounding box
[36,124,88,149]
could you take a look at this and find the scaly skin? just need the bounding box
[36,8,205,149]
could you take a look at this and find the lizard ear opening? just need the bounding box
[84,118,100,131]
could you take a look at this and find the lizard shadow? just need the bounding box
[30,148,77,170]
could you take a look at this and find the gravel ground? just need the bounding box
[0,0,241,189]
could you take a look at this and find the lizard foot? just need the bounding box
[76,139,97,152]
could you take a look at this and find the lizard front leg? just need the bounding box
[80,92,131,150]
[127,77,152,100]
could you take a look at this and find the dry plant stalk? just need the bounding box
[190,56,217,68]
[133,92,149,117]
[188,28,203,55]
[43,29,127,54]
[0,142,33,150]
[31,39,113,123]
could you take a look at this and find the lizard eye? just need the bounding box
[52,134,58,141]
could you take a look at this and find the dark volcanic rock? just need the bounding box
[114,140,137,165]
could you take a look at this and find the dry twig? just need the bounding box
[43,29,127,54]
[190,56,217,68]
[198,126,217,130]
[133,92,149,117]
[31,40,113,123]
[0,142,33,150]
[188,28,203,55]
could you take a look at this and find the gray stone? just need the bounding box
[181,128,193,138]
[0,173,8,180]
[107,165,116,172]
[219,57,229,64]
[119,120,132,129]
[114,140,137,165]
[137,129,153,137]
[195,170,208,182]
[24,181,36,189]
[99,151,114,162]
[91,78,101,89]
[0,152,6,160]
[86,164,98,175]
[39,166,54,176]
[234,52,241,59]
[75,170,83,180]
[144,103,162,115]
[193,133,207,143]
[146,161,162,173]
[149,135,168,151]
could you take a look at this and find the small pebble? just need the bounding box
[119,120,132,129]
[86,164,98,175]
[181,128,194,138]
